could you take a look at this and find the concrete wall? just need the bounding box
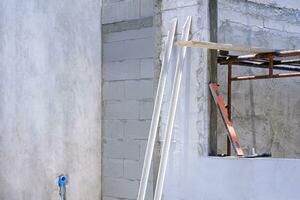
[250,0,300,10]
[0,0,102,199]
[101,0,300,199]
[157,0,300,199]
[181,157,300,200]
[218,0,300,158]
[157,0,213,199]
[102,0,153,24]
[101,0,155,199]
[102,27,154,200]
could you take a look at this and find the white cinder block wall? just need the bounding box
[101,0,154,199]
[102,28,154,200]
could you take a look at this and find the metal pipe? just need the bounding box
[227,50,300,62]
[227,63,232,156]
[268,55,274,77]
[218,62,300,72]
[231,72,300,81]
[154,16,191,200]
[58,175,68,200]
[137,19,177,200]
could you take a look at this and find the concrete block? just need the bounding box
[102,0,140,24]
[141,0,153,17]
[103,0,122,3]
[103,27,154,43]
[103,139,140,160]
[103,158,123,178]
[162,0,198,11]
[124,80,153,100]
[138,140,154,181]
[124,37,154,59]
[139,100,154,119]
[103,100,139,119]
[103,41,125,62]
[249,0,300,10]
[140,58,154,79]
[284,23,300,34]
[103,60,140,81]
[219,8,264,28]
[263,19,284,31]
[103,177,139,199]
[161,6,207,36]
[103,81,125,100]
[124,120,150,140]
[124,159,141,180]
[103,120,124,139]
[102,196,120,200]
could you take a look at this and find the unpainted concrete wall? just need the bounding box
[157,0,212,199]
[157,0,300,199]
[249,0,300,10]
[101,0,300,199]
[0,0,102,199]
[218,0,300,158]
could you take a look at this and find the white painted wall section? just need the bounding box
[182,157,300,200]
[0,0,102,199]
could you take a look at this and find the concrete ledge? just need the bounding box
[165,157,300,200]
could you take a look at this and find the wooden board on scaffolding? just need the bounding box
[176,40,275,53]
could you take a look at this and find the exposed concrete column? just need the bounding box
[154,0,217,198]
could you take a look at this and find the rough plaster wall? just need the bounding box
[102,27,154,200]
[217,0,300,158]
[154,1,300,199]
[0,0,102,199]
[249,0,300,10]
[158,1,211,199]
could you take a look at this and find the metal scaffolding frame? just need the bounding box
[218,50,300,156]
[177,41,300,156]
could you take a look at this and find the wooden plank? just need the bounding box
[176,40,275,53]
